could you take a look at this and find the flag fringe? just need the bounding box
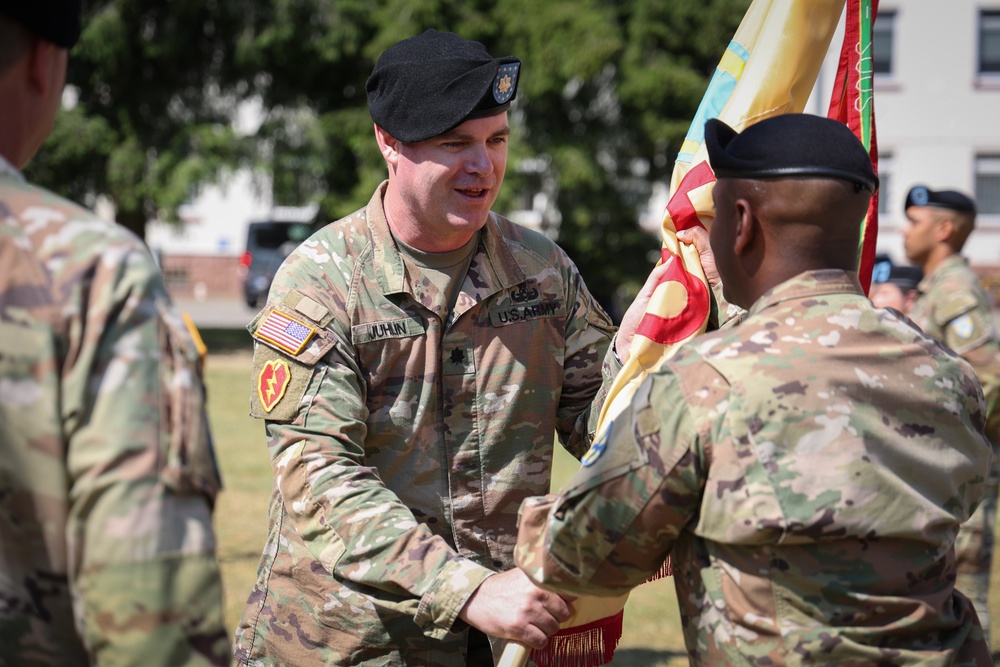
[646,555,673,583]
[529,610,624,667]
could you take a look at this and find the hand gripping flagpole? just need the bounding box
[502,1,858,665]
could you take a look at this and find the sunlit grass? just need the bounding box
[206,350,1000,666]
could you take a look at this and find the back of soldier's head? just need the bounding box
[705,113,877,269]
[0,15,30,74]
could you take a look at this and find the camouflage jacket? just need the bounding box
[234,182,616,666]
[0,170,228,666]
[517,269,993,666]
[909,254,1000,444]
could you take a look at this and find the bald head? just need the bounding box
[704,114,877,308]
[710,176,872,308]
[0,15,31,75]
[745,177,869,266]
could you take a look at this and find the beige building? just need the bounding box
[863,1,1000,265]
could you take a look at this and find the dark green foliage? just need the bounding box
[26,0,750,313]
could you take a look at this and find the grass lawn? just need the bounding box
[205,348,1000,666]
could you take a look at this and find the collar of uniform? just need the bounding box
[367,182,408,295]
[0,154,25,183]
[366,180,526,296]
[916,254,966,295]
[747,269,864,317]
[476,210,527,291]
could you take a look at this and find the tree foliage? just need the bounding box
[27,0,751,313]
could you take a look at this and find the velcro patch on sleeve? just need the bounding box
[257,359,291,412]
[249,304,337,365]
[254,309,317,355]
[250,347,316,421]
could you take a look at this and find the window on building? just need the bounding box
[980,11,1000,74]
[976,155,1000,215]
[873,10,896,76]
[877,153,893,214]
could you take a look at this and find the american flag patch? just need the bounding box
[255,310,316,355]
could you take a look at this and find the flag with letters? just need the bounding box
[510,1,880,666]
[594,0,851,458]
[829,0,880,293]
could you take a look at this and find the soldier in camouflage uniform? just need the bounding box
[0,3,229,665]
[516,115,994,665]
[233,30,664,666]
[902,185,1000,645]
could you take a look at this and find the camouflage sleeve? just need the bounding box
[248,281,495,638]
[557,268,617,460]
[960,342,1000,462]
[516,371,703,596]
[61,232,228,665]
[933,288,992,356]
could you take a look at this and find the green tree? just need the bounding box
[25,0,253,238]
[492,0,751,315]
[26,0,751,312]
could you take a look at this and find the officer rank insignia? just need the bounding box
[493,62,519,104]
[258,359,291,412]
[256,310,316,355]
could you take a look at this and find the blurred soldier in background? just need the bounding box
[0,1,229,664]
[516,114,993,665]
[234,28,661,666]
[869,253,922,313]
[903,185,1000,644]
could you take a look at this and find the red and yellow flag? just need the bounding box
[594,0,849,448]
[505,2,879,666]
[829,0,880,293]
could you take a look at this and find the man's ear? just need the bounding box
[374,124,400,165]
[26,38,56,97]
[732,198,755,257]
[935,217,955,244]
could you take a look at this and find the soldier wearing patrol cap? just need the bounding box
[516,114,993,664]
[0,2,229,664]
[234,29,660,666]
[902,184,1000,644]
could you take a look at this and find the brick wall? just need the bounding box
[160,255,243,299]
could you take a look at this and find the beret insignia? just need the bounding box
[494,63,520,104]
[910,186,930,206]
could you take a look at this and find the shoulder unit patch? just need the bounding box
[582,422,613,467]
[258,359,291,412]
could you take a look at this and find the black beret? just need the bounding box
[705,114,878,193]
[366,29,520,143]
[871,256,923,291]
[0,0,82,48]
[904,185,976,214]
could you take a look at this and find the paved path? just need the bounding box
[174,297,259,330]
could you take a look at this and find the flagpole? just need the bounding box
[497,642,530,667]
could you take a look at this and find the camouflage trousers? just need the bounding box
[956,472,999,648]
